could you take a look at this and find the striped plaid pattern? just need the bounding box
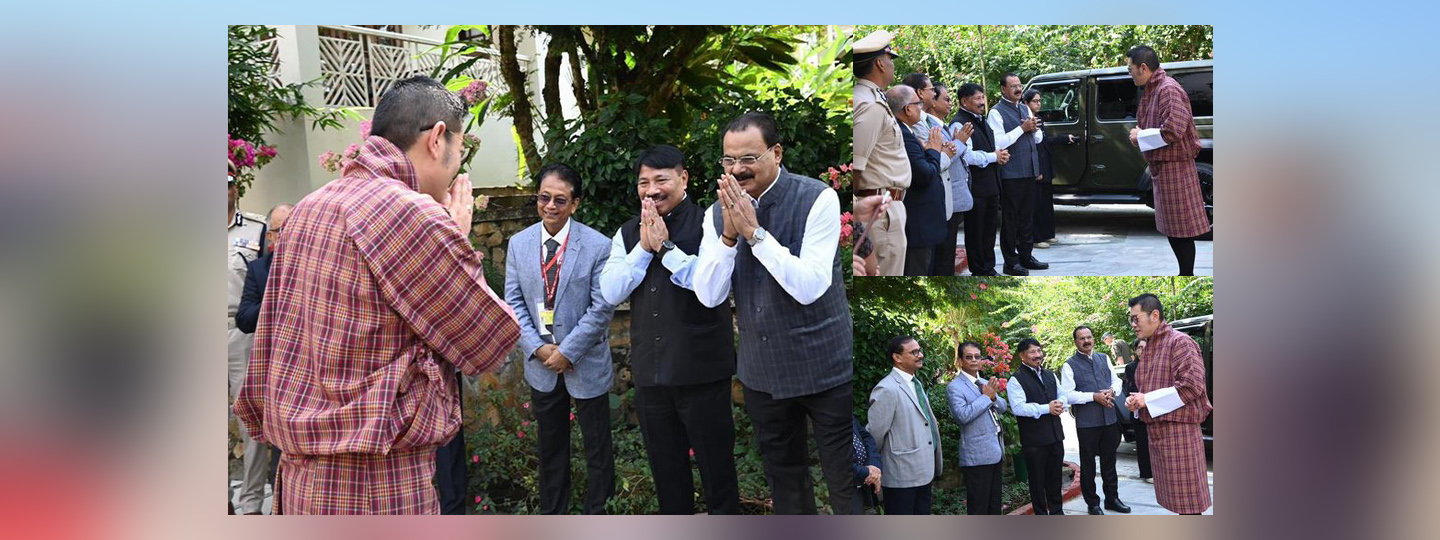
[279,447,438,514]
[1137,68,1210,238]
[1136,322,1213,513]
[234,136,519,513]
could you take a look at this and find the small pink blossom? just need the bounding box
[517,431,525,439]
[460,80,489,105]
[521,421,530,427]
[970,293,977,300]
[344,143,360,159]
[523,402,530,409]
[472,455,479,463]
[979,282,988,290]
[568,412,576,422]
[474,495,483,504]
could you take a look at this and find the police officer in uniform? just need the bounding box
[227,170,270,514]
[852,30,911,276]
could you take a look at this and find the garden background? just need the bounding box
[851,276,1212,513]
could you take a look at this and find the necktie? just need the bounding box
[543,238,559,310]
[852,429,866,467]
[913,378,939,446]
[977,379,1000,433]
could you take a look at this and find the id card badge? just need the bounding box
[537,301,554,338]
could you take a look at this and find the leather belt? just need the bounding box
[854,188,905,201]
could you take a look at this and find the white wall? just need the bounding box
[242,25,564,215]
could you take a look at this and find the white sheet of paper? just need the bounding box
[1137,128,1167,152]
[1144,386,1185,417]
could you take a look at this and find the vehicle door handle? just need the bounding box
[1090,134,1106,143]
[1089,164,1107,173]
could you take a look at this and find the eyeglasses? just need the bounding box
[720,144,779,167]
[537,193,571,207]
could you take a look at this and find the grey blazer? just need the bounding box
[945,375,1009,468]
[867,371,943,488]
[504,220,617,399]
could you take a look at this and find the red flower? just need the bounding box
[472,455,479,463]
[970,293,977,300]
[569,412,576,422]
[979,282,988,290]
[475,495,483,504]
[688,448,696,458]
[522,402,530,409]
[517,431,525,439]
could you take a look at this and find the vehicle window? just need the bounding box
[1174,70,1213,117]
[1096,78,1138,121]
[1032,81,1080,124]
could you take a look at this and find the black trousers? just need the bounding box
[1000,177,1037,265]
[1022,441,1065,514]
[1077,423,1121,506]
[743,382,855,515]
[962,462,1003,515]
[434,371,468,515]
[1134,420,1153,479]
[882,482,933,515]
[635,380,740,515]
[964,194,1001,274]
[533,375,614,515]
[931,212,964,276]
[903,246,934,277]
[1033,181,1056,242]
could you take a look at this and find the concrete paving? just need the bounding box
[958,204,1213,276]
[1057,411,1214,515]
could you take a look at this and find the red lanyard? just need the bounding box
[541,233,569,306]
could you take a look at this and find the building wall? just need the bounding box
[242,25,575,215]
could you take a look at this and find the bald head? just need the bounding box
[885,85,919,124]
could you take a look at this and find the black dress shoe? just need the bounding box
[1087,505,1103,515]
[1003,263,1029,276]
[1105,499,1131,513]
[1022,256,1050,270]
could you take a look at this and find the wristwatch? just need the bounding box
[747,227,768,246]
[658,239,676,256]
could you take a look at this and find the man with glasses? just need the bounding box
[234,76,520,514]
[694,112,853,514]
[886,84,949,276]
[989,73,1046,276]
[598,145,740,514]
[505,163,618,514]
[852,30,911,275]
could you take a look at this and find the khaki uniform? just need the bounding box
[227,210,268,513]
[853,78,911,276]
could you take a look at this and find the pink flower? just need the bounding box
[483,505,489,511]
[472,455,479,463]
[474,495,483,504]
[979,282,988,290]
[523,402,530,409]
[318,151,338,170]
[344,143,360,159]
[517,431,525,438]
[568,412,576,422]
[257,145,277,158]
[460,80,489,105]
[688,448,695,458]
[360,120,372,139]
[970,293,977,300]
[521,421,530,427]
[1031,326,1038,333]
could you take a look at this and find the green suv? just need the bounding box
[1025,60,1212,234]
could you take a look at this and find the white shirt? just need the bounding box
[1007,365,1066,419]
[539,217,571,255]
[986,98,1044,150]
[598,199,700,305]
[692,170,841,308]
[1058,351,1124,404]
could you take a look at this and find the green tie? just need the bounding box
[913,378,939,445]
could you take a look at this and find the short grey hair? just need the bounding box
[885,85,916,116]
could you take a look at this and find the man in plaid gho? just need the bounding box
[234,76,520,514]
[1125,293,1212,514]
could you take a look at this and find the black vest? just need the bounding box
[711,170,853,399]
[1013,365,1064,447]
[620,197,735,387]
[952,108,1000,197]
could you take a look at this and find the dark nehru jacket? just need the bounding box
[712,170,853,399]
[952,108,999,198]
[1013,365,1065,446]
[620,196,735,387]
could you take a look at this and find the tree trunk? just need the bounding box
[644,32,709,117]
[497,25,543,175]
[542,44,563,127]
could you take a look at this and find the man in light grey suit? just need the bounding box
[946,341,1009,514]
[867,335,942,514]
[504,163,617,514]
